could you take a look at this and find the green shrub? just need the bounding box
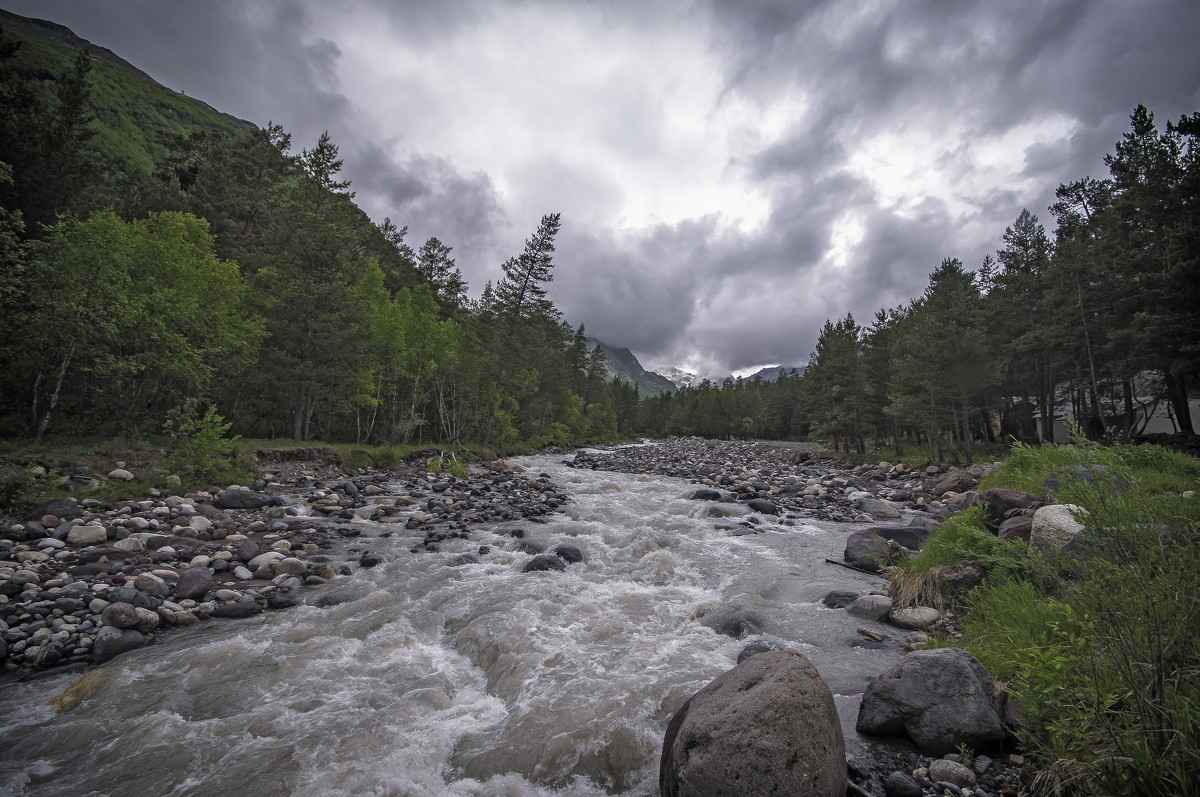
[163,399,240,482]
[0,465,60,517]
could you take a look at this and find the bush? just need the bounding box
[0,465,60,517]
[163,399,240,482]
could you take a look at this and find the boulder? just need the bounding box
[660,650,845,797]
[107,468,135,481]
[933,469,977,496]
[857,496,900,519]
[736,640,782,663]
[975,488,1039,528]
[702,605,765,638]
[745,498,778,515]
[100,602,141,629]
[66,523,108,546]
[1043,464,1127,498]
[214,490,280,510]
[998,515,1033,542]
[889,606,941,629]
[844,529,890,572]
[856,647,1004,755]
[821,589,860,609]
[929,759,976,788]
[92,627,148,664]
[523,553,566,573]
[930,560,985,597]
[869,524,932,550]
[847,594,893,621]
[551,543,583,564]
[1030,504,1087,554]
[691,488,722,501]
[27,498,81,522]
[175,567,214,601]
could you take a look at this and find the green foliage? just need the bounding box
[0,464,59,516]
[939,439,1200,795]
[427,451,468,479]
[163,399,239,482]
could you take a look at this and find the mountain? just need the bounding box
[586,339,678,397]
[746,364,806,382]
[0,9,257,184]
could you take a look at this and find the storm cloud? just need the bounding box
[6,0,1199,377]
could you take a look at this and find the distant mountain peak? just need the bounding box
[584,339,677,397]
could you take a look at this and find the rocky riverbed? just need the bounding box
[0,458,567,679]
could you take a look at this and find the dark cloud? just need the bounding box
[4,0,1197,378]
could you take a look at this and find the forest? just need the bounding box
[0,28,1197,459]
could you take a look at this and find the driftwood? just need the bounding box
[824,557,886,578]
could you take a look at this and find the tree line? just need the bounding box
[0,37,641,450]
[642,104,1199,461]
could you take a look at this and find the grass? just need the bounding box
[900,432,1200,795]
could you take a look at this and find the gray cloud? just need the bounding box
[5,0,1198,378]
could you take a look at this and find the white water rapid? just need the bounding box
[0,450,903,797]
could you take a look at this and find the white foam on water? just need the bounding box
[0,450,902,796]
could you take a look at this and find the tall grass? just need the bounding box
[931,435,1200,795]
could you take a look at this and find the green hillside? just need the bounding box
[0,9,256,184]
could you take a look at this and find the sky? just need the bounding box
[5,0,1199,379]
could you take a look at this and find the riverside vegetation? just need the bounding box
[884,434,1200,796]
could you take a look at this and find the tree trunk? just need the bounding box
[1164,371,1195,435]
[960,390,973,465]
[35,339,76,444]
[1123,380,1135,435]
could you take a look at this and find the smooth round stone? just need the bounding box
[127,516,150,529]
[232,566,253,580]
[890,606,941,629]
[113,537,145,553]
[37,538,66,550]
[847,594,894,621]
[11,570,41,585]
[248,551,284,569]
[67,524,109,546]
[189,555,212,568]
[107,468,135,481]
[929,759,976,787]
[188,516,212,532]
[214,589,241,602]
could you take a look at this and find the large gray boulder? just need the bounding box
[932,469,977,496]
[660,650,845,797]
[844,529,890,572]
[1030,504,1087,554]
[856,647,1003,755]
[92,626,148,664]
[214,489,280,510]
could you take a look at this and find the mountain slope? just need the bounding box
[586,339,678,397]
[1,9,257,184]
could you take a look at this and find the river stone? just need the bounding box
[67,523,108,546]
[844,529,890,572]
[551,543,583,564]
[822,589,860,609]
[134,573,166,596]
[113,536,145,553]
[107,468,135,481]
[702,605,765,638]
[857,496,900,519]
[101,602,141,629]
[1030,504,1087,553]
[847,594,893,621]
[248,551,284,569]
[929,759,976,787]
[856,647,1004,755]
[134,606,160,633]
[745,498,778,515]
[214,490,279,510]
[736,640,782,663]
[92,626,147,663]
[889,605,941,629]
[933,469,977,496]
[660,650,845,797]
[274,557,307,576]
[523,553,567,573]
[213,597,262,618]
[975,488,1039,527]
[27,498,81,522]
[232,565,253,580]
[691,488,721,501]
[998,515,1033,541]
[883,770,923,797]
[175,567,213,601]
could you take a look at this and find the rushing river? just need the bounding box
[0,450,902,797]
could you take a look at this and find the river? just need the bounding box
[0,448,901,797]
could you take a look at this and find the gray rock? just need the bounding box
[702,605,765,638]
[929,759,976,787]
[101,602,141,629]
[844,529,890,572]
[1031,504,1087,554]
[998,515,1033,541]
[213,598,262,618]
[933,469,977,495]
[869,524,933,550]
[175,567,213,601]
[856,647,1004,754]
[92,626,148,663]
[522,553,566,572]
[745,498,778,515]
[27,498,81,522]
[889,605,941,629]
[107,468,135,481]
[975,488,1039,527]
[214,490,280,510]
[660,650,845,797]
[857,496,900,518]
[551,543,583,564]
[1043,464,1126,498]
[821,589,860,609]
[883,770,923,797]
[691,488,722,501]
[847,594,893,621]
[67,523,108,546]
